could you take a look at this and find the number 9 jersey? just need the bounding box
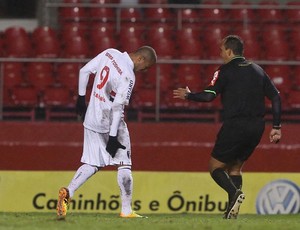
[78,48,136,133]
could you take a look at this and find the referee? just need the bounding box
[173,35,282,219]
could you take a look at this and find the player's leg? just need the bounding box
[228,160,245,190]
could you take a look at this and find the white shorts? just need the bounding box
[81,121,132,167]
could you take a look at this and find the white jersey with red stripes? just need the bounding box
[79,48,135,133]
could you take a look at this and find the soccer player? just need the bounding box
[173,35,281,219]
[57,46,157,219]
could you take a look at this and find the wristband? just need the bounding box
[184,93,190,100]
[273,125,281,130]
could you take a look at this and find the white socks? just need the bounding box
[118,166,133,215]
[67,164,98,197]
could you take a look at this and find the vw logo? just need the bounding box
[256,179,300,214]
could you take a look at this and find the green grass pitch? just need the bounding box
[0,213,299,230]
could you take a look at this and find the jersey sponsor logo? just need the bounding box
[126,80,134,100]
[256,179,300,214]
[209,70,220,86]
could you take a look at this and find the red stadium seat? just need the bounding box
[56,63,81,93]
[4,26,32,57]
[257,0,284,23]
[143,64,174,92]
[90,36,118,56]
[264,65,292,93]
[119,37,144,53]
[201,0,226,23]
[32,26,58,42]
[261,23,287,44]
[177,39,204,59]
[288,90,300,108]
[3,62,25,88]
[263,40,290,60]
[62,36,90,58]
[146,23,174,43]
[233,25,261,60]
[89,0,116,22]
[120,8,143,23]
[289,28,300,60]
[285,1,300,23]
[60,21,89,42]
[176,25,201,43]
[26,62,56,92]
[58,0,88,23]
[43,85,76,121]
[119,22,145,41]
[176,64,204,92]
[34,36,60,58]
[144,7,174,23]
[229,0,256,23]
[6,85,38,121]
[202,24,229,59]
[179,8,201,23]
[149,38,176,59]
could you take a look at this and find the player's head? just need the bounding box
[130,46,157,72]
[220,35,244,63]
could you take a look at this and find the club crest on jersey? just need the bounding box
[209,70,220,86]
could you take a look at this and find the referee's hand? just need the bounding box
[106,136,126,158]
[173,86,191,100]
[269,128,281,144]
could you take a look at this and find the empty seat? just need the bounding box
[201,0,226,23]
[32,26,58,42]
[149,38,176,59]
[119,22,145,41]
[257,0,284,23]
[91,36,118,56]
[146,23,174,43]
[34,36,60,58]
[229,0,256,23]
[264,65,291,93]
[6,85,38,121]
[233,25,261,60]
[4,26,32,57]
[62,36,90,58]
[179,8,201,23]
[288,90,300,108]
[176,26,201,43]
[58,0,88,23]
[177,39,203,59]
[43,85,76,121]
[144,7,174,23]
[89,0,116,22]
[176,64,204,91]
[3,62,25,88]
[120,37,144,52]
[285,1,300,23]
[57,63,81,93]
[263,40,290,60]
[120,8,143,23]
[26,62,55,91]
[60,21,89,42]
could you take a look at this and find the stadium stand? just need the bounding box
[1,0,300,122]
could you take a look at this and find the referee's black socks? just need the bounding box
[211,168,237,202]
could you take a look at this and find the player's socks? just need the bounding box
[211,168,237,202]
[68,164,98,197]
[117,165,133,215]
[230,175,243,190]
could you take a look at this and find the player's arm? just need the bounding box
[76,55,101,119]
[264,74,282,143]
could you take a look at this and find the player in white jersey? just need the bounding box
[57,46,157,219]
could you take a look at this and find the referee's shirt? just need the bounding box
[205,57,279,121]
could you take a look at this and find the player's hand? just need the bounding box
[106,136,126,158]
[76,95,87,120]
[269,128,281,144]
[173,86,191,100]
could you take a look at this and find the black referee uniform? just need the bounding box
[187,56,281,163]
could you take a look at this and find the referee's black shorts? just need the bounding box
[211,117,265,163]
